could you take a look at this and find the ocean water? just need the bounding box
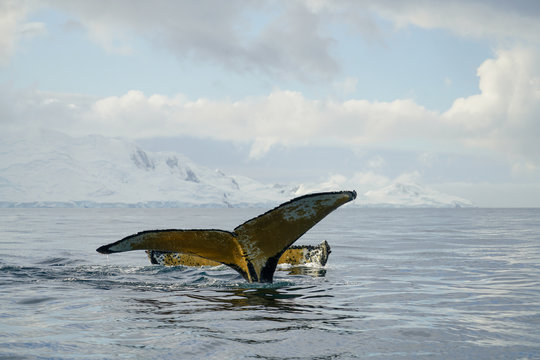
[1,207,539,359]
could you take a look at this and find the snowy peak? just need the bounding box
[0,130,473,208]
[362,182,474,208]
[0,130,295,207]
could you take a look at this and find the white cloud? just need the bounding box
[1,87,440,155]
[0,0,39,64]
[2,1,341,78]
[394,171,422,184]
[3,1,540,81]
[1,47,539,173]
[33,0,339,80]
[350,171,390,189]
[444,47,540,170]
[418,152,437,167]
[367,155,385,169]
[345,0,540,43]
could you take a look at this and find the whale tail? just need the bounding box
[96,190,356,283]
[147,240,332,267]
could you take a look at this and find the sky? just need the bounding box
[1,0,540,207]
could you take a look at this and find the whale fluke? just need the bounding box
[96,190,356,283]
[147,240,332,267]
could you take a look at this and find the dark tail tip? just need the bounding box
[350,190,357,200]
[96,245,113,254]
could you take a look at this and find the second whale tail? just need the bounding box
[147,240,332,267]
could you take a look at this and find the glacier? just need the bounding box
[0,129,473,208]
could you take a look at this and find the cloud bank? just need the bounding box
[0,0,46,64]
[366,0,540,43]
[2,47,539,172]
[42,0,339,81]
[3,1,540,76]
[1,0,539,181]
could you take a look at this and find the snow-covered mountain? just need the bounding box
[0,129,296,207]
[361,183,473,208]
[0,129,473,208]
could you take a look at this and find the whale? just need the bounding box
[147,240,332,267]
[97,190,356,283]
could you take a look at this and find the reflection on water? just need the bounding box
[125,282,367,352]
[281,265,327,278]
[131,287,306,315]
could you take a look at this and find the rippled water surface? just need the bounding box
[1,208,539,359]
